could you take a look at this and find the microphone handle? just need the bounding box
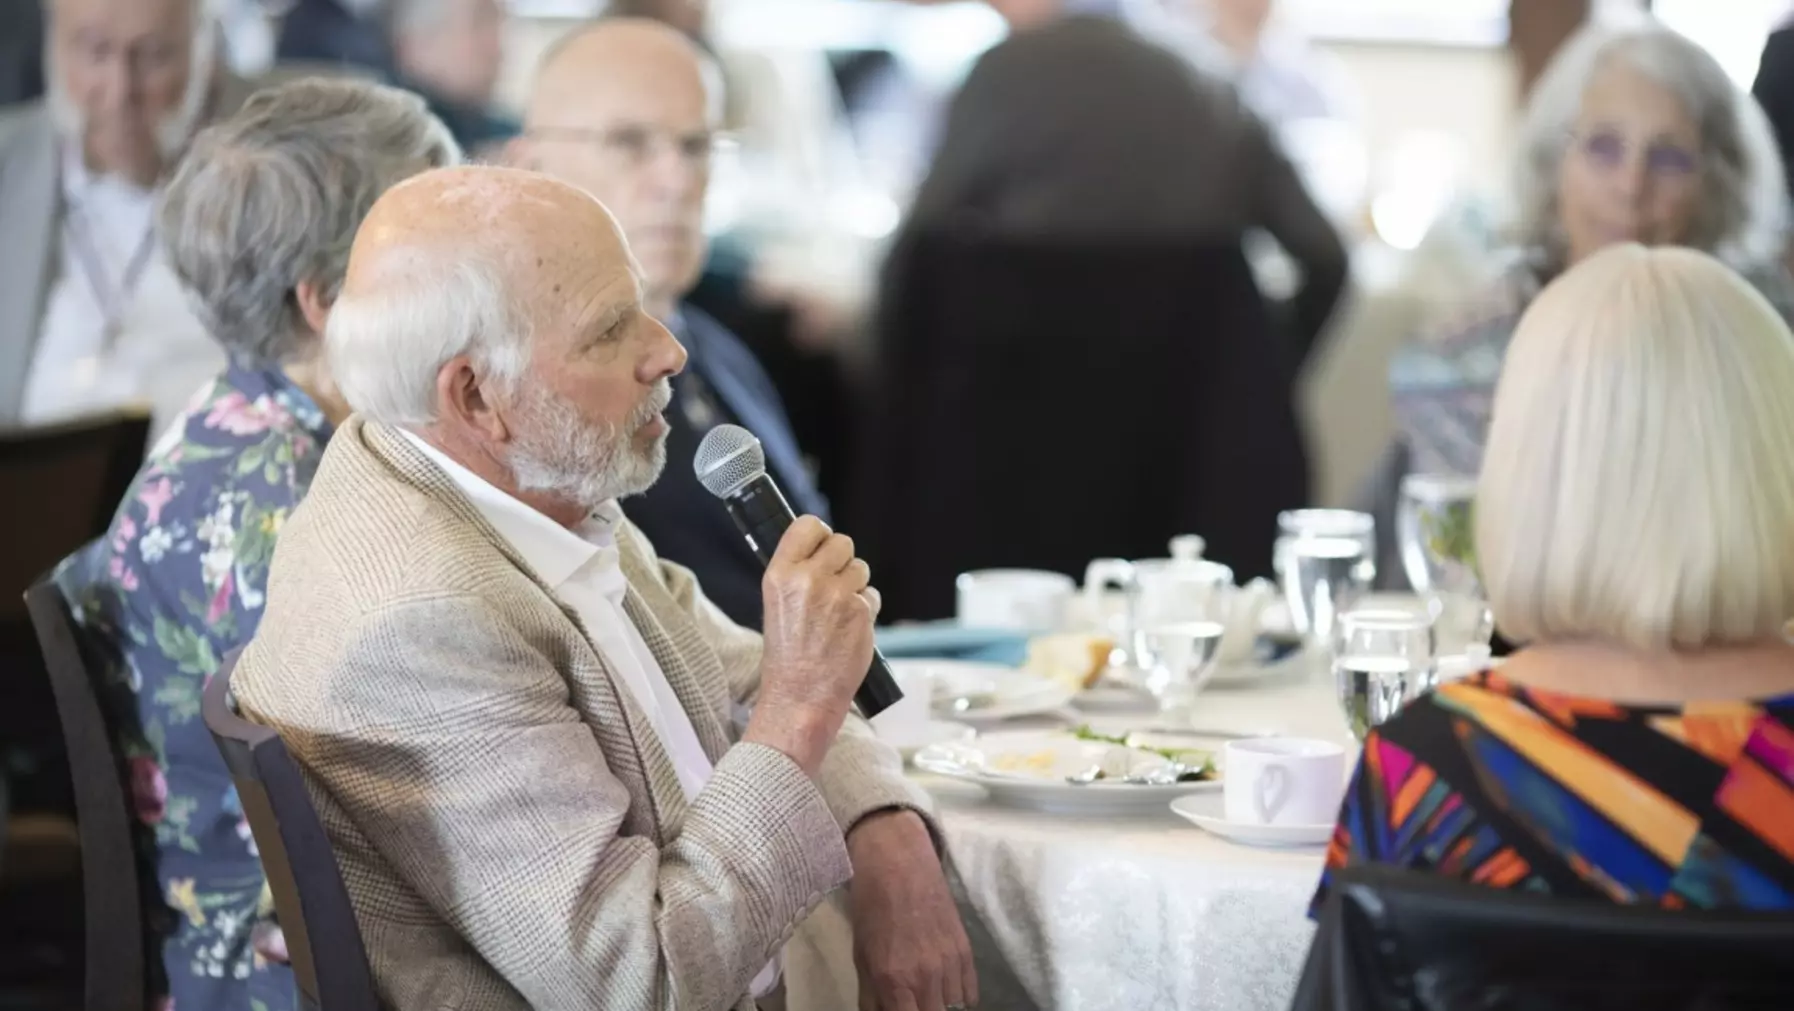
[723,475,903,719]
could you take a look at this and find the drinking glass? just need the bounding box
[1332,609,1435,741]
[1396,473,1493,655]
[1139,620,1227,716]
[1396,474,1478,595]
[1131,561,1229,711]
[1275,509,1376,586]
[1279,535,1372,646]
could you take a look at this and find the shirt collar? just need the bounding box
[59,133,155,203]
[60,133,89,198]
[396,428,624,588]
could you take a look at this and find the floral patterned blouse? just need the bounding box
[62,363,332,1011]
[1387,249,1794,479]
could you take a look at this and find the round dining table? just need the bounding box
[910,657,1358,1011]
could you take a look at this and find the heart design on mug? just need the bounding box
[1253,763,1291,824]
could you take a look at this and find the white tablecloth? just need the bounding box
[914,663,1357,1011]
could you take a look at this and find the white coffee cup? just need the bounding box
[1222,737,1347,827]
[870,664,932,747]
[955,569,1075,630]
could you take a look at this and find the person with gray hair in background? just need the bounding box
[59,76,458,1011]
[388,0,516,156]
[0,0,249,433]
[1363,11,1794,587]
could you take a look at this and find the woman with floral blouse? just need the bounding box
[61,79,457,1011]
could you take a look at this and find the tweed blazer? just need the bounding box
[232,417,932,1011]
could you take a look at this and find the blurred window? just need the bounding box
[1278,0,1508,46]
[1653,0,1787,86]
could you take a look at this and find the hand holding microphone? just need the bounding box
[694,425,904,773]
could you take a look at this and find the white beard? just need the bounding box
[508,380,673,515]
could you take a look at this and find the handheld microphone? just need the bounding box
[693,424,903,718]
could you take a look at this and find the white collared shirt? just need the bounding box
[397,431,782,995]
[21,141,221,436]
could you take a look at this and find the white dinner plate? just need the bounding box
[914,730,1221,815]
[892,659,1079,723]
[884,720,977,763]
[1169,792,1333,847]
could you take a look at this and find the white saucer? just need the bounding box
[1169,792,1333,848]
[885,720,977,762]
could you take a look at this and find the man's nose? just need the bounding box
[644,142,703,202]
[642,315,688,381]
[93,53,137,112]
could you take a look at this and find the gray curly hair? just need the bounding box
[1509,13,1788,271]
[157,78,462,366]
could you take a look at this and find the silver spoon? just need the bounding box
[1066,762,1205,786]
[1064,764,1107,785]
[1124,764,1192,786]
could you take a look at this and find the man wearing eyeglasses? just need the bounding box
[509,18,830,634]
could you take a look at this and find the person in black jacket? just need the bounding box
[509,19,828,629]
[1753,11,1794,202]
[275,0,394,75]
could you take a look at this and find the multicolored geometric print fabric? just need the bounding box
[1312,670,1794,914]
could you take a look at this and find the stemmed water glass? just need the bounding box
[1135,564,1230,716]
[1396,474,1494,656]
[1275,510,1376,586]
[1332,609,1435,741]
[1277,512,1375,649]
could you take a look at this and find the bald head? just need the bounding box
[343,164,634,304]
[512,19,721,318]
[329,165,687,524]
[528,19,717,123]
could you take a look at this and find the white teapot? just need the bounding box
[1081,538,1274,668]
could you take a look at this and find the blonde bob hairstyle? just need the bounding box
[1476,244,1794,651]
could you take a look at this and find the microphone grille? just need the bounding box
[693,424,767,499]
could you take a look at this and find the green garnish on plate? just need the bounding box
[1071,724,1218,780]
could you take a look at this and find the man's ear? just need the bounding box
[435,355,511,444]
[294,279,333,336]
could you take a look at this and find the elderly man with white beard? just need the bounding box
[0,0,244,433]
[231,164,978,1011]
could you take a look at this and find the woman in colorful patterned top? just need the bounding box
[1365,14,1794,581]
[1316,244,1794,913]
[61,80,457,1011]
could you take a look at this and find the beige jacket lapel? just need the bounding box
[357,419,698,845]
[617,556,736,758]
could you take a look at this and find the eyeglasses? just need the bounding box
[1569,128,1700,179]
[525,125,738,169]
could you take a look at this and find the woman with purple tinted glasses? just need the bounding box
[1362,12,1794,587]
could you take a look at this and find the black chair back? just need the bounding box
[861,231,1310,621]
[1,413,149,821]
[202,653,379,1011]
[1294,865,1794,1011]
[22,570,144,1011]
[1,411,150,628]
